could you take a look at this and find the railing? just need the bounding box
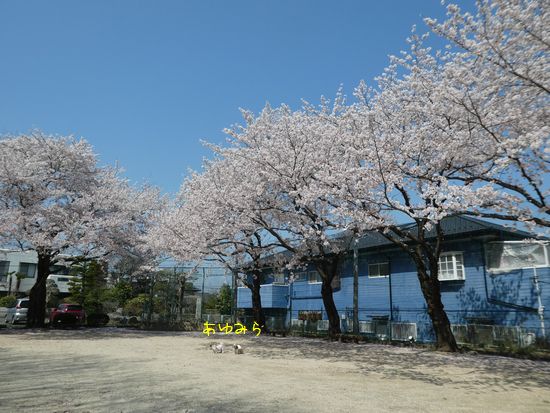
[451,324,537,347]
[289,319,541,347]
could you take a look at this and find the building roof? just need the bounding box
[354,215,537,250]
[242,216,543,270]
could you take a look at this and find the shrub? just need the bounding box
[298,311,322,321]
[87,313,110,327]
[0,295,17,308]
[123,294,148,316]
[107,281,133,307]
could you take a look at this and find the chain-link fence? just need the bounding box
[138,265,231,330]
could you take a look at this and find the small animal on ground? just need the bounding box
[233,344,244,354]
[209,343,224,353]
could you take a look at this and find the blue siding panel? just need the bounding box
[242,236,550,342]
[237,287,252,308]
[237,284,289,309]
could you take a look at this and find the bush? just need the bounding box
[87,313,110,327]
[298,311,322,321]
[123,294,148,316]
[107,281,133,307]
[0,295,17,308]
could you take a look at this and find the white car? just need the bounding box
[5,298,29,325]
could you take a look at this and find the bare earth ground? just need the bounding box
[0,328,549,413]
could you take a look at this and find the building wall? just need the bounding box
[237,284,288,309]
[0,250,40,295]
[0,250,73,296]
[238,237,550,342]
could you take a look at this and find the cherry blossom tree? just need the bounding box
[149,157,284,329]
[424,0,549,231]
[216,103,365,338]
[0,132,162,327]
[149,0,547,351]
[318,0,549,350]
[322,37,470,351]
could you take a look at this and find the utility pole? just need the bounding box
[533,266,546,337]
[353,247,359,335]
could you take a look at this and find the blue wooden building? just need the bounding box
[237,217,549,344]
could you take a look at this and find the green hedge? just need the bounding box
[0,295,17,308]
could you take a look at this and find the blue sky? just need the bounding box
[0,1,470,194]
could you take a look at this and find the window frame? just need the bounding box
[272,272,286,285]
[438,252,465,281]
[291,271,308,283]
[486,241,550,273]
[368,262,390,278]
[0,260,10,282]
[308,271,322,284]
[19,262,37,279]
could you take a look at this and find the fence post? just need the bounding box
[231,269,237,324]
[199,267,206,322]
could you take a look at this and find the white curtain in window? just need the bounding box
[487,242,548,271]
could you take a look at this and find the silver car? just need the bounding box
[5,298,30,325]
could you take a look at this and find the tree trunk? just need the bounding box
[27,250,51,328]
[414,255,458,352]
[250,271,266,331]
[317,257,341,339]
[381,223,458,352]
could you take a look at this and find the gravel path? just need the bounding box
[0,328,549,412]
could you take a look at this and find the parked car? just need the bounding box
[50,304,86,327]
[5,298,30,326]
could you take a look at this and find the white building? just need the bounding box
[0,250,73,296]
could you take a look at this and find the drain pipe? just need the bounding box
[388,259,393,345]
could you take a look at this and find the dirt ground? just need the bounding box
[0,328,549,413]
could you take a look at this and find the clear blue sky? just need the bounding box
[0,0,470,194]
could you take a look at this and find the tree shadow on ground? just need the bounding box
[0,326,201,341]
[235,335,550,392]
[4,328,550,396]
[0,346,281,413]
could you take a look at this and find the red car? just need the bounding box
[50,304,86,327]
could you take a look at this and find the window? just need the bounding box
[308,271,322,283]
[272,273,285,284]
[19,262,37,278]
[368,262,389,278]
[50,264,70,275]
[291,272,308,282]
[486,241,549,272]
[0,261,9,282]
[438,252,465,281]
[17,299,29,308]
